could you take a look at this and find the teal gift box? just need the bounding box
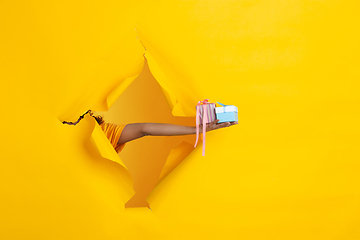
[215,102,238,123]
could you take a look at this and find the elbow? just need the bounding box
[141,123,150,136]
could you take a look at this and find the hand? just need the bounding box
[201,119,238,133]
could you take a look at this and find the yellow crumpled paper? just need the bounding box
[1,0,359,239]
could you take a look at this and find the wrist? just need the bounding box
[196,125,207,134]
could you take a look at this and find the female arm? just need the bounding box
[117,120,237,145]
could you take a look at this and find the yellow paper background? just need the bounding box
[1,0,359,239]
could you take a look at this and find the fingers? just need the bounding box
[216,121,238,129]
[205,120,238,131]
[217,122,230,128]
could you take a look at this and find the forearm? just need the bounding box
[142,123,199,136]
[118,120,235,144]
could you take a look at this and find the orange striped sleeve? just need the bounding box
[99,122,127,153]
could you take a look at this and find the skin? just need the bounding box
[117,119,238,145]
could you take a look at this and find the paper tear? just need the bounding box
[90,118,128,170]
[106,74,140,109]
[89,116,134,199]
[134,31,183,115]
[155,141,194,187]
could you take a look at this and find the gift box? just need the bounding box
[196,101,216,123]
[215,102,238,123]
[194,99,216,156]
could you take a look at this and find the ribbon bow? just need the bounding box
[194,99,210,156]
[217,102,226,107]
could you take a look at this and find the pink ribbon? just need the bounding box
[194,99,209,156]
